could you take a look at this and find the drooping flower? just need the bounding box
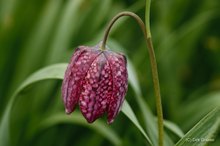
[61,43,128,124]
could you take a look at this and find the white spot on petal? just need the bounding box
[81,101,87,106]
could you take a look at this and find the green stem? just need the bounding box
[147,38,164,146]
[145,0,152,38]
[145,0,163,145]
[101,11,164,146]
[101,12,147,50]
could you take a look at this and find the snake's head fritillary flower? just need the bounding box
[61,43,128,124]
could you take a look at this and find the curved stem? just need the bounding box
[101,11,164,146]
[101,12,147,50]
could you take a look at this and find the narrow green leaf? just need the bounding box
[164,119,184,138]
[46,0,85,64]
[84,0,111,33]
[0,64,66,146]
[12,0,62,89]
[179,92,220,130]
[0,63,152,145]
[158,10,218,61]
[14,64,67,94]
[122,100,152,145]
[175,108,220,146]
[37,112,121,146]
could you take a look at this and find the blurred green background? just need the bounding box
[0,0,220,145]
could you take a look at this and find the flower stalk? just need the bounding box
[101,11,164,146]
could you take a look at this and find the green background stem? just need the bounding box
[145,0,164,145]
[147,38,164,146]
[145,0,164,146]
[145,0,152,38]
[101,10,164,146]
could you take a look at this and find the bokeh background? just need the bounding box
[0,0,220,145]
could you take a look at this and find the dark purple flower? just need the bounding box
[62,44,128,124]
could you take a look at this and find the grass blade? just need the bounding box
[122,100,152,145]
[46,0,85,64]
[0,64,66,146]
[37,112,121,146]
[175,108,220,146]
[178,92,220,130]
[164,119,184,138]
[0,63,152,145]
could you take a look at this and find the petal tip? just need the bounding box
[85,117,96,123]
[107,118,114,124]
[65,108,72,114]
